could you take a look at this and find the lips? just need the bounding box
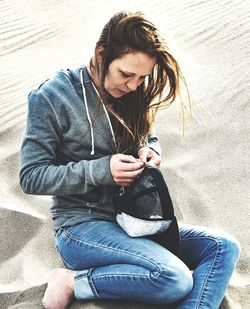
[118,89,129,95]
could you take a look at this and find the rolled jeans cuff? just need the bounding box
[74,268,99,300]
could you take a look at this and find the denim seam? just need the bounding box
[75,268,101,299]
[182,236,221,309]
[199,240,221,309]
[61,227,162,275]
[58,250,77,270]
[91,273,154,297]
[75,273,88,280]
[55,240,77,270]
[180,236,220,241]
[88,275,101,299]
[92,273,151,280]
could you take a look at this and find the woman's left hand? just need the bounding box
[137,147,162,167]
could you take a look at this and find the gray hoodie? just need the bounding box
[19,66,161,230]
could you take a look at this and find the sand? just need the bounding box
[0,0,249,308]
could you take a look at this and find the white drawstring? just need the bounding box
[80,69,95,155]
[91,81,118,153]
[80,67,119,154]
[92,82,117,151]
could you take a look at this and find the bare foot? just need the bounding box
[42,268,77,309]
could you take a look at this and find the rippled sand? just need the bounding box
[1,0,249,308]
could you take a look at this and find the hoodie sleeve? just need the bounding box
[19,90,115,196]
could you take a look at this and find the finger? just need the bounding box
[114,174,141,185]
[119,167,144,178]
[119,154,138,163]
[146,158,161,167]
[137,147,149,162]
[115,176,140,186]
[119,161,145,172]
[145,161,157,168]
[115,180,135,186]
[113,167,144,184]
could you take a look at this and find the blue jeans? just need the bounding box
[56,221,240,308]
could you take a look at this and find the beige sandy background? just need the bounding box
[0,0,249,308]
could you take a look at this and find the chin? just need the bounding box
[109,89,128,98]
[113,94,124,98]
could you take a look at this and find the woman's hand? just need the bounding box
[110,154,145,186]
[137,147,162,167]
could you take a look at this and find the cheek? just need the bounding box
[104,76,118,96]
[104,75,112,91]
[138,79,145,87]
[105,75,123,89]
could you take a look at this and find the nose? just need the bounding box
[126,79,141,91]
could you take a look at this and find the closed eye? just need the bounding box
[120,71,131,78]
[120,70,147,81]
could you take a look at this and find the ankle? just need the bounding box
[42,268,76,309]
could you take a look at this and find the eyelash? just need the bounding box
[121,72,130,78]
[121,72,146,80]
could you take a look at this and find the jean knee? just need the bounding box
[169,261,193,302]
[151,260,193,304]
[220,232,241,263]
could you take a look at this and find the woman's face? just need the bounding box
[103,51,157,98]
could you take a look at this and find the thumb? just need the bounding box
[138,147,149,162]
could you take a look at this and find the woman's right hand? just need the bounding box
[110,154,145,186]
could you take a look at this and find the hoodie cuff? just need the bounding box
[86,155,115,186]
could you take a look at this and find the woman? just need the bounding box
[19,11,240,309]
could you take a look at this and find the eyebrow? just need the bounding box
[120,69,150,78]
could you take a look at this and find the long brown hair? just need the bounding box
[90,11,187,153]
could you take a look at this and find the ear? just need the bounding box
[95,46,105,64]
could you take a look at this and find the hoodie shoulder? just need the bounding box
[61,65,86,84]
[30,65,86,102]
[33,65,85,94]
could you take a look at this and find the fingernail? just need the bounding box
[145,162,156,168]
